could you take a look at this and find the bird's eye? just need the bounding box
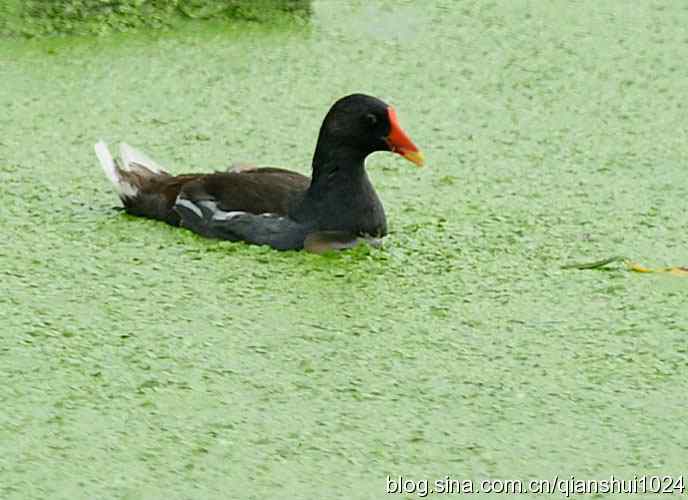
[365,113,378,126]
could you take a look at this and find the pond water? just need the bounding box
[1,1,687,499]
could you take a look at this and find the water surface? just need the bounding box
[1,1,687,499]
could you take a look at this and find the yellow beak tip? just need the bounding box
[404,150,425,167]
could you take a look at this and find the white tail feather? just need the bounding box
[95,141,119,185]
[95,140,138,199]
[119,142,165,174]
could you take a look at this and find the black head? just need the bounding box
[313,93,424,167]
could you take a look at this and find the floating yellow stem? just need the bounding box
[625,261,688,276]
[562,257,688,277]
[625,261,653,273]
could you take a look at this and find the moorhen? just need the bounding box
[95,93,424,252]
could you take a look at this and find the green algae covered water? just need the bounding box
[1,1,688,499]
[0,0,311,37]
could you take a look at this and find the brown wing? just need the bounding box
[179,169,310,214]
[125,168,310,225]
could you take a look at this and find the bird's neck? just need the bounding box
[289,142,373,221]
[309,141,367,189]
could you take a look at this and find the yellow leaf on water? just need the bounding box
[625,261,653,273]
[668,267,688,277]
[563,258,688,277]
[625,261,688,277]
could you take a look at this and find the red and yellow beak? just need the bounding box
[385,106,424,167]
